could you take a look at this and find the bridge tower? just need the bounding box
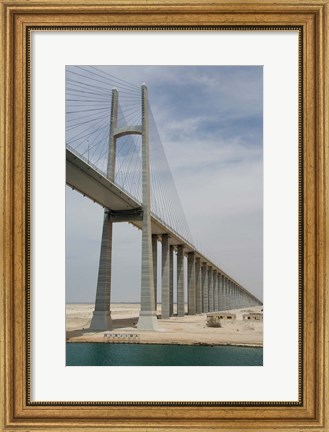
[90,85,157,331]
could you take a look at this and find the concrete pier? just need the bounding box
[195,257,202,314]
[231,283,235,309]
[177,245,185,317]
[227,280,232,310]
[152,234,158,311]
[208,266,213,312]
[213,270,218,311]
[220,274,224,310]
[223,277,228,310]
[202,262,208,313]
[217,274,222,311]
[229,280,233,310]
[89,211,113,330]
[161,234,170,319]
[169,245,174,317]
[188,252,196,315]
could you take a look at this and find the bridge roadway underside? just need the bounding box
[66,148,195,252]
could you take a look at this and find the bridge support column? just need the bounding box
[237,287,241,309]
[229,280,234,310]
[218,274,223,311]
[229,281,234,309]
[177,245,185,317]
[138,85,157,330]
[216,274,220,311]
[242,292,247,307]
[208,266,213,312]
[188,252,196,315]
[223,277,228,310]
[227,280,232,310]
[230,282,234,309]
[169,245,174,317]
[152,234,158,312]
[195,257,202,314]
[202,262,208,313]
[89,211,113,330]
[161,234,170,319]
[213,270,218,311]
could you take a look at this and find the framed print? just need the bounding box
[0,0,328,431]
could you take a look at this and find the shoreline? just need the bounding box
[67,340,263,348]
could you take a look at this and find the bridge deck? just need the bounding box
[66,148,194,250]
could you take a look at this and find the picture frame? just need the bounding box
[0,0,328,430]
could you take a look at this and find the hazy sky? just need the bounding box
[66,66,263,303]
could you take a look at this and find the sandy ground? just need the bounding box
[66,303,263,347]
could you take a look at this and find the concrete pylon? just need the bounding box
[208,266,213,312]
[137,85,158,330]
[161,234,170,319]
[89,211,113,330]
[213,270,218,311]
[90,89,118,330]
[218,274,223,311]
[237,286,241,309]
[227,279,231,310]
[228,279,232,310]
[177,245,185,317]
[187,252,196,315]
[235,285,238,309]
[223,277,228,310]
[169,245,174,316]
[202,262,208,313]
[218,273,223,311]
[152,234,158,311]
[195,257,202,314]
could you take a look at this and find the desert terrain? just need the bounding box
[66,303,263,347]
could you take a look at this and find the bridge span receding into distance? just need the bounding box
[66,69,262,331]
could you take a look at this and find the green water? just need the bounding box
[66,343,263,366]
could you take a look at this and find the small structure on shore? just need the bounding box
[242,312,263,321]
[104,332,140,343]
[206,312,236,327]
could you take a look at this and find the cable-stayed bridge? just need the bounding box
[66,66,262,330]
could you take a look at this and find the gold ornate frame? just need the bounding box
[0,1,328,431]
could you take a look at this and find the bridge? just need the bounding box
[66,66,262,331]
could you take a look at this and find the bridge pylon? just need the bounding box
[89,88,118,330]
[90,85,158,331]
[137,85,158,330]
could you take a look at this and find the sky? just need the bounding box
[66,65,263,303]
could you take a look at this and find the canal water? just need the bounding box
[66,343,263,366]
